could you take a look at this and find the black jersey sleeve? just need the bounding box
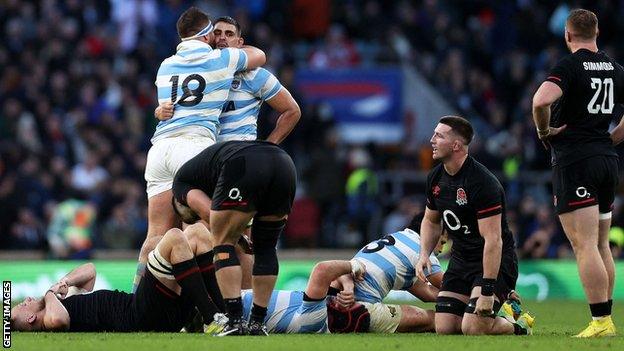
[616,62,624,103]
[425,169,438,211]
[471,176,503,220]
[546,56,574,93]
[172,161,198,205]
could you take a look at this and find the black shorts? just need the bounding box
[440,251,518,306]
[212,145,296,216]
[133,270,194,332]
[552,156,618,215]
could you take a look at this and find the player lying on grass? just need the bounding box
[10,224,251,332]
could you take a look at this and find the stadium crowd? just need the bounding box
[1,0,623,258]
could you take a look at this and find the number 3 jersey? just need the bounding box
[152,40,248,144]
[352,229,443,303]
[425,156,515,262]
[545,48,624,167]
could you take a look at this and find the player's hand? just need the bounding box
[415,255,432,283]
[336,291,355,308]
[49,280,69,299]
[537,125,566,149]
[507,290,522,305]
[349,259,366,281]
[475,294,495,317]
[155,102,174,121]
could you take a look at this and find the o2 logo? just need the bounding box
[228,188,243,201]
[442,209,471,235]
[575,187,590,199]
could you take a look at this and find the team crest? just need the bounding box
[231,79,241,90]
[456,188,467,205]
[432,185,441,197]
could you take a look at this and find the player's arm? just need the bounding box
[186,189,213,225]
[305,259,365,301]
[332,273,356,308]
[610,112,624,145]
[240,45,266,70]
[406,275,441,303]
[532,81,566,140]
[49,263,97,299]
[478,214,502,281]
[42,290,70,331]
[416,207,442,282]
[265,87,301,144]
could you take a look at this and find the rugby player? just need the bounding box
[135,7,266,292]
[156,16,301,144]
[172,140,296,335]
[11,224,242,332]
[532,9,622,337]
[416,116,534,336]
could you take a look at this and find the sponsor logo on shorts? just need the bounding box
[575,187,590,198]
[456,188,467,206]
[228,188,243,201]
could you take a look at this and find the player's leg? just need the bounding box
[598,216,615,301]
[211,208,255,335]
[396,306,435,333]
[434,291,468,334]
[461,286,513,335]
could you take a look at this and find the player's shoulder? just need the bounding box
[467,157,502,186]
[427,162,444,181]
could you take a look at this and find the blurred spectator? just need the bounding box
[47,199,96,259]
[10,208,45,250]
[70,151,108,194]
[283,187,320,248]
[383,196,423,234]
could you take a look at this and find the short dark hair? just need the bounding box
[171,197,200,224]
[177,7,210,39]
[439,115,474,145]
[216,16,242,36]
[567,9,598,40]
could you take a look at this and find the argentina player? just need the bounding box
[155,16,301,144]
[336,213,446,333]
[135,7,267,292]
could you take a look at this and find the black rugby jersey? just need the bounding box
[61,290,136,332]
[425,156,515,262]
[545,48,624,167]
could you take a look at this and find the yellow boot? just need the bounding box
[573,316,617,338]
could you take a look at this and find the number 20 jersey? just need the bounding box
[425,156,515,262]
[545,48,624,167]
[152,40,248,144]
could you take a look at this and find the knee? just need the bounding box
[184,223,210,244]
[163,228,186,246]
[461,322,484,335]
[435,321,460,335]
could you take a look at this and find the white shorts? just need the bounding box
[144,135,215,198]
[361,302,402,333]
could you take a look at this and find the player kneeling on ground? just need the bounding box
[11,225,230,332]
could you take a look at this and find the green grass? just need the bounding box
[11,300,624,351]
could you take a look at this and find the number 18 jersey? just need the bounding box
[152,40,248,144]
[546,48,624,167]
[425,156,515,262]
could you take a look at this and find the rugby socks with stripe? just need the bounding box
[250,303,268,324]
[195,251,225,311]
[224,297,244,320]
[589,301,611,320]
[173,258,219,323]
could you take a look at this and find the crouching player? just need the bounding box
[10,225,233,332]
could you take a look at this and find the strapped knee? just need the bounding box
[251,220,285,275]
[435,296,467,317]
[213,245,240,271]
[465,297,502,317]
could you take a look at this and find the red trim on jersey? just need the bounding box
[220,201,248,206]
[155,284,176,299]
[174,266,200,281]
[477,205,502,214]
[568,198,596,206]
[199,264,215,272]
[547,76,562,82]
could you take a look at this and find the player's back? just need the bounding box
[218,67,282,142]
[241,289,328,334]
[152,41,247,143]
[547,49,624,166]
[353,229,441,303]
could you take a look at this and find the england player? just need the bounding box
[416,116,534,336]
[136,7,267,292]
[532,9,623,337]
[11,224,232,332]
[155,16,301,144]
[339,213,446,333]
[172,140,296,335]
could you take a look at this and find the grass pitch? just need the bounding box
[12,300,623,351]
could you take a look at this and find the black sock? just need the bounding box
[608,299,613,315]
[303,292,325,302]
[172,258,219,323]
[513,323,528,335]
[195,251,225,311]
[250,303,268,324]
[225,297,243,320]
[589,301,610,318]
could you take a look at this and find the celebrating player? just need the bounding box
[135,7,266,292]
[172,140,296,335]
[156,16,301,144]
[416,116,534,336]
[10,224,243,332]
[532,9,623,337]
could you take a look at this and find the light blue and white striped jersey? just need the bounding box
[152,40,248,143]
[353,228,442,303]
[242,289,328,334]
[217,67,282,142]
